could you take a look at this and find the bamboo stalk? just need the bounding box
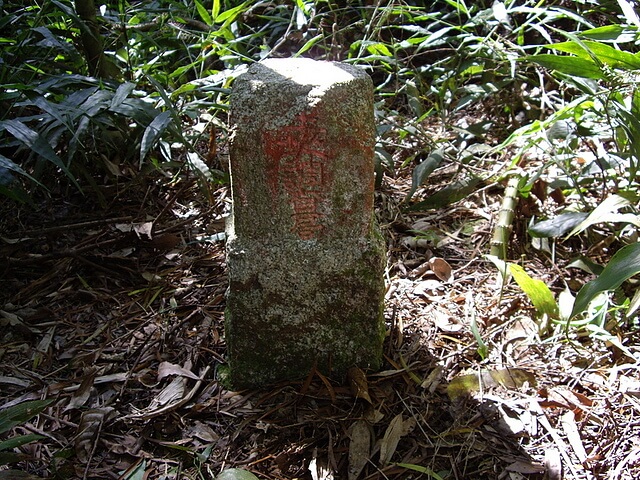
[490,176,521,260]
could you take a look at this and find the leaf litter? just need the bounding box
[0,126,639,480]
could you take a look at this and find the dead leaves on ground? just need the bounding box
[1,165,640,479]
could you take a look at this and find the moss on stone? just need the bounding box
[225,59,385,389]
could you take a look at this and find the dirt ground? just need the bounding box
[1,127,639,479]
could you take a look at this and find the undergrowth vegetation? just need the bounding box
[2,0,638,357]
[1,1,640,477]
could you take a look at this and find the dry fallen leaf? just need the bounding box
[447,368,536,401]
[309,448,334,480]
[428,256,453,282]
[413,279,444,296]
[64,368,96,411]
[74,407,115,464]
[379,413,404,466]
[115,221,153,240]
[544,448,562,480]
[348,420,371,480]
[158,361,201,381]
[347,366,372,404]
[420,365,444,392]
[561,410,587,463]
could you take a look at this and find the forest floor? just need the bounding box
[1,111,639,480]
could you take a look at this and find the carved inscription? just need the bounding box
[263,112,331,240]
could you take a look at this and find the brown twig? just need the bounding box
[14,216,133,237]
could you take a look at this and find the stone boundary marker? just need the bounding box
[225,58,385,389]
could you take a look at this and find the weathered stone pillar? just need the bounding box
[225,58,385,389]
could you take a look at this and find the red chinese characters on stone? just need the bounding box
[263,111,332,240]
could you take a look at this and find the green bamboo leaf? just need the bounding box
[567,194,632,237]
[295,34,323,56]
[524,54,604,79]
[0,469,43,479]
[111,82,136,109]
[0,120,79,189]
[407,175,481,210]
[194,0,213,26]
[549,40,640,70]
[121,459,146,480]
[571,242,640,318]
[509,264,559,318]
[140,110,172,163]
[0,154,39,185]
[470,314,488,360]
[366,42,393,57]
[215,2,248,25]
[528,212,588,238]
[396,463,445,480]
[0,400,53,435]
[579,25,630,42]
[0,434,44,452]
[406,148,444,201]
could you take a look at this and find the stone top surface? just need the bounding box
[250,58,367,87]
[228,58,375,242]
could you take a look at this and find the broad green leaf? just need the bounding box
[121,459,146,480]
[418,27,455,48]
[111,82,136,109]
[528,212,588,238]
[485,254,511,283]
[366,42,393,57]
[525,54,604,79]
[470,314,488,360]
[79,90,111,120]
[172,83,197,96]
[0,184,30,203]
[0,154,39,185]
[571,242,640,318]
[567,194,632,237]
[444,0,469,16]
[109,98,158,124]
[0,120,79,189]
[194,0,213,26]
[216,469,259,480]
[212,0,221,21]
[406,148,444,201]
[408,175,481,210]
[558,287,575,321]
[509,264,559,318]
[295,34,323,57]
[0,400,53,435]
[0,452,21,465]
[549,40,640,70]
[579,25,631,42]
[0,470,43,479]
[0,434,44,452]
[32,96,67,127]
[567,256,604,276]
[215,2,248,25]
[140,111,172,163]
[405,79,424,117]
